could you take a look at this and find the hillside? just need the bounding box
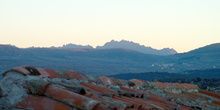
[188,43,220,54]
[0,46,164,76]
[171,43,220,71]
[108,69,220,92]
[108,69,220,81]
[0,43,220,76]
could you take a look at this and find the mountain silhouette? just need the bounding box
[0,43,219,76]
[52,40,177,55]
[52,43,93,49]
[96,40,177,55]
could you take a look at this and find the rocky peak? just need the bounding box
[96,40,177,55]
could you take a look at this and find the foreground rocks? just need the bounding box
[0,66,219,110]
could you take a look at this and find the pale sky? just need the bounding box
[0,0,220,53]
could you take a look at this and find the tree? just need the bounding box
[196,77,201,82]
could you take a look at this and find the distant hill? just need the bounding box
[171,43,220,70]
[108,69,220,81]
[0,43,219,76]
[51,40,177,55]
[188,43,220,54]
[51,43,93,49]
[0,44,22,55]
[96,40,177,55]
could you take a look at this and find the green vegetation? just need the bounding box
[109,69,220,93]
[109,69,220,80]
[158,78,220,93]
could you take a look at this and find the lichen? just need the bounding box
[100,96,127,108]
[0,72,28,109]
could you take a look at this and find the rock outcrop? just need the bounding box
[0,66,219,110]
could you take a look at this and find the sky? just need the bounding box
[0,0,220,53]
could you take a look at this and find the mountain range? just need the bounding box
[52,44,93,49]
[96,40,177,55]
[0,42,219,76]
[53,40,177,55]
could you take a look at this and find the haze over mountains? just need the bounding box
[54,40,177,55]
[0,42,219,76]
[96,40,177,55]
[53,44,93,49]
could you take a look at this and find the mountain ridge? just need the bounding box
[53,43,93,49]
[188,43,220,54]
[96,40,177,55]
[0,42,219,76]
[50,40,177,55]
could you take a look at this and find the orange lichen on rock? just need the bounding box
[129,79,145,87]
[15,96,73,110]
[155,82,167,89]
[13,67,31,75]
[111,77,127,86]
[99,76,115,85]
[176,83,184,89]
[0,66,219,110]
[44,69,61,78]
[121,86,147,94]
[37,68,50,78]
[93,103,111,110]
[112,96,142,109]
[64,70,89,80]
[44,85,99,109]
[81,82,117,94]
[199,90,220,99]
[213,100,220,105]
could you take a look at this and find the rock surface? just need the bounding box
[0,66,219,110]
